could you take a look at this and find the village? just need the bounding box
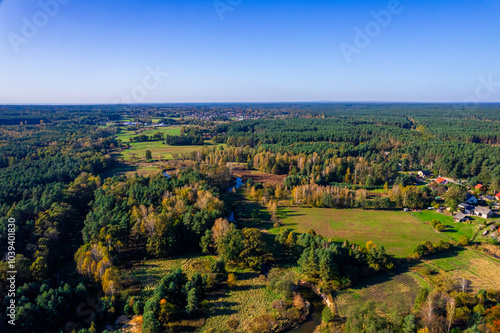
[416,170,500,241]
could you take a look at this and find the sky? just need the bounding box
[0,0,499,104]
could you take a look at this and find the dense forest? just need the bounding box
[1,104,500,333]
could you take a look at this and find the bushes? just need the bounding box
[411,240,454,258]
[431,219,446,232]
[458,236,470,246]
[322,306,335,323]
[267,269,295,299]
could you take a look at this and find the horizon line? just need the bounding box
[1,101,500,107]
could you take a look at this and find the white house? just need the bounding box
[474,206,494,219]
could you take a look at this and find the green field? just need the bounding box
[412,210,486,242]
[116,126,181,142]
[271,208,449,258]
[426,248,500,291]
[115,127,209,161]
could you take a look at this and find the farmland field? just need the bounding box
[270,208,449,258]
[115,126,210,161]
[116,126,181,141]
[426,248,500,291]
[334,271,429,316]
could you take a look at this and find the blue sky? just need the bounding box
[0,0,499,104]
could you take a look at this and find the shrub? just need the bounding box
[322,306,335,323]
[458,236,469,246]
[227,273,237,287]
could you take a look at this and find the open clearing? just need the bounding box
[199,272,277,333]
[115,126,209,161]
[271,208,449,258]
[334,271,428,316]
[426,248,500,292]
[123,256,279,333]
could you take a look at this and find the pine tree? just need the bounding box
[185,288,199,315]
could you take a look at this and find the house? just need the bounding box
[474,206,494,218]
[496,193,500,201]
[419,171,431,178]
[485,195,496,201]
[458,203,475,214]
[436,177,448,185]
[466,193,478,205]
[454,213,470,223]
[475,184,486,191]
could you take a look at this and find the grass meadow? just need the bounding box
[425,248,500,292]
[115,126,210,161]
[122,255,281,333]
[412,210,487,242]
[270,207,449,258]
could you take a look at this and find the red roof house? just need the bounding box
[475,184,485,191]
[496,193,500,200]
[436,177,448,184]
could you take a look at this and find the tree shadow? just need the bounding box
[232,284,263,292]
[235,272,258,281]
[424,246,466,260]
[206,304,238,317]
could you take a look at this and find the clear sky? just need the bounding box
[0,0,499,104]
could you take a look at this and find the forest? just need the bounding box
[1,104,500,333]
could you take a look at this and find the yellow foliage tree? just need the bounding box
[101,267,121,296]
[227,273,237,287]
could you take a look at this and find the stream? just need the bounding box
[227,177,243,192]
[225,177,324,332]
[287,287,325,333]
[227,177,243,223]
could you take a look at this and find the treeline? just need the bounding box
[128,132,164,143]
[211,117,500,185]
[165,126,205,145]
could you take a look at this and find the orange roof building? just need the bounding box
[436,177,447,184]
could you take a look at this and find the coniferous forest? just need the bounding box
[1,104,500,333]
